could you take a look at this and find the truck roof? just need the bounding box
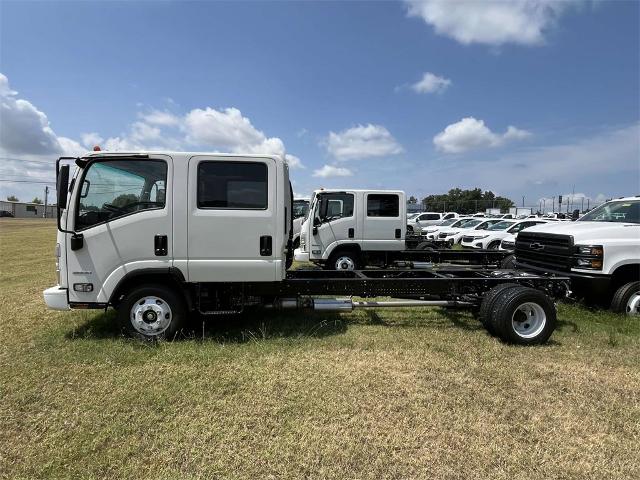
[83,151,285,161]
[312,188,405,195]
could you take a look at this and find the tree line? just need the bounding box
[408,188,515,214]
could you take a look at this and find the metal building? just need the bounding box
[0,200,57,218]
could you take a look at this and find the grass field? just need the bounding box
[1,219,639,479]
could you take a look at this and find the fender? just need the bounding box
[107,266,187,305]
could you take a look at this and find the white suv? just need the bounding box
[460,219,549,250]
[437,218,502,246]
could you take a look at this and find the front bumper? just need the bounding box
[294,248,310,263]
[43,286,69,310]
[515,261,611,299]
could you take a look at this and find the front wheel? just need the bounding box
[118,284,186,340]
[326,250,361,271]
[611,281,640,315]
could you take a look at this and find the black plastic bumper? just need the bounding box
[515,261,611,299]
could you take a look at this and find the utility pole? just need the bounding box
[522,196,525,207]
[552,197,555,213]
[43,186,49,218]
[581,197,584,213]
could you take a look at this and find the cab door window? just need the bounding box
[75,159,167,230]
[318,193,354,222]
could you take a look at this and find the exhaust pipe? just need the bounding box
[266,297,472,311]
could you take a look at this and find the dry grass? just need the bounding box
[1,218,639,479]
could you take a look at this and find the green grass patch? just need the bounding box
[1,219,639,479]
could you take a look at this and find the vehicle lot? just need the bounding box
[1,219,639,479]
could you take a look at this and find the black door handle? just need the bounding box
[348,228,354,238]
[395,228,401,239]
[260,235,272,256]
[154,235,168,256]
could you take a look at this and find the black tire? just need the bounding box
[326,250,361,271]
[117,284,186,340]
[478,283,520,335]
[416,241,436,251]
[487,241,501,250]
[501,254,516,269]
[490,286,557,345]
[610,281,640,315]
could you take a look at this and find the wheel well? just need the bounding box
[329,244,362,258]
[110,269,191,310]
[611,264,640,289]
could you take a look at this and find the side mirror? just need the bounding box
[57,164,70,210]
[313,217,321,227]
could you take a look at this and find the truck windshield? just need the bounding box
[579,200,640,224]
[488,221,515,231]
[293,200,309,219]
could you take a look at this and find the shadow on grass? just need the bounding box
[438,308,485,332]
[65,308,348,343]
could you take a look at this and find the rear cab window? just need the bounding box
[197,161,267,209]
[367,194,399,217]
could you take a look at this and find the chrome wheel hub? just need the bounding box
[511,302,547,339]
[130,296,172,335]
[335,256,356,271]
[626,292,640,316]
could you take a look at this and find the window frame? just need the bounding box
[73,158,168,232]
[317,192,355,223]
[366,193,400,218]
[196,160,269,211]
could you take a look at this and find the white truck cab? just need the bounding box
[515,196,640,313]
[44,151,293,313]
[294,189,406,269]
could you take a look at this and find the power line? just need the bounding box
[0,156,58,165]
[0,179,56,184]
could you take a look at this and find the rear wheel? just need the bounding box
[478,283,520,335]
[326,250,361,271]
[490,287,557,345]
[118,284,186,340]
[611,281,640,315]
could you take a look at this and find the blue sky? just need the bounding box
[1,0,638,207]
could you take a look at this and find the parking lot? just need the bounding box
[2,219,639,479]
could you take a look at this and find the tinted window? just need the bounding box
[367,194,399,217]
[419,213,441,221]
[76,159,167,230]
[198,161,267,209]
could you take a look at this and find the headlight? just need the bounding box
[574,244,603,270]
[474,235,489,240]
[576,245,603,256]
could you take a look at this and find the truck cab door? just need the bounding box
[310,192,355,259]
[66,155,173,304]
[187,155,278,282]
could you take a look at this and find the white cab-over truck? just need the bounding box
[44,151,570,345]
[514,197,640,313]
[294,189,506,269]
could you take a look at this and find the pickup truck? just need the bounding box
[514,196,640,314]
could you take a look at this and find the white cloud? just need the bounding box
[411,72,451,94]
[0,74,66,156]
[81,132,104,149]
[326,124,403,160]
[433,117,531,153]
[140,110,181,127]
[312,164,354,178]
[404,0,578,46]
